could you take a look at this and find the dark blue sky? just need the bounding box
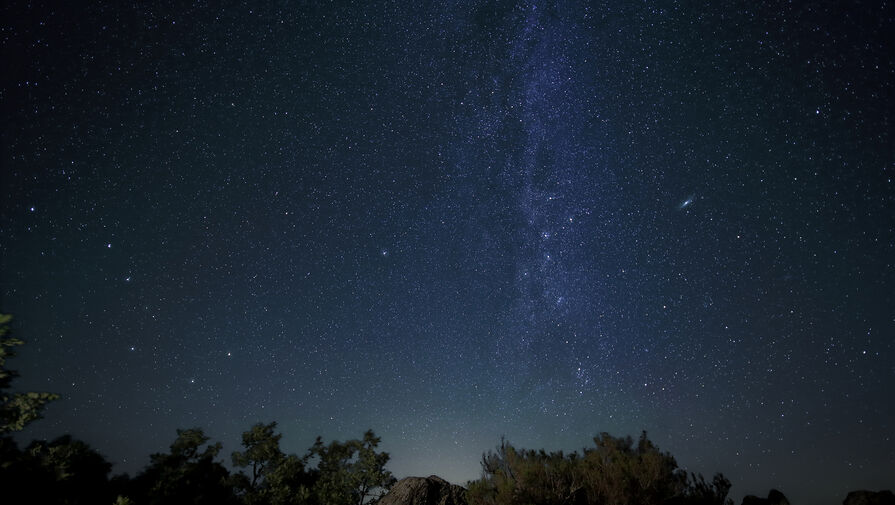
[2,1,893,504]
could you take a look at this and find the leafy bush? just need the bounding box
[467,432,732,505]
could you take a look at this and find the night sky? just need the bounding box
[2,1,894,504]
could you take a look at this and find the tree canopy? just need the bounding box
[231,421,316,505]
[467,432,732,505]
[0,312,59,433]
[0,311,751,505]
[311,429,396,505]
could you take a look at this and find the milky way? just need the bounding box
[2,2,893,504]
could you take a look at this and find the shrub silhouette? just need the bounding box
[0,435,114,505]
[467,431,732,505]
[126,428,239,505]
[310,429,396,505]
[0,312,58,433]
[231,421,317,505]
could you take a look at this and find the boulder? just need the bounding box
[742,489,790,505]
[843,490,895,505]
[378,475,467,505]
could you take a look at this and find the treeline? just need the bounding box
[467,433,733,505]
[0,429,737,505]
[0,423,394,505]
[2,312,738,505]
[3,313,395,505]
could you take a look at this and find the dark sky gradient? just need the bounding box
[2,1,894,504]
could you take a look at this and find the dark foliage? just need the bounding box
[123,428,239,505]
[0,313,59,433]
[467,432,733,505]
[0,435,115,505]
[231,421,318,505]
[310,429,396,505]
[0,311,836,505]
[1,423,394,505]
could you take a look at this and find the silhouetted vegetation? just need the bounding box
[124,427,239,505]
[311,428,396,505]
[1,313,59,433]
[0,434,115,505]
[466,432,732,505]
[0,311,396,505]
[1,423,393,505]
[4,311,887,505]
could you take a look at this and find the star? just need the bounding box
[1,3,889,504]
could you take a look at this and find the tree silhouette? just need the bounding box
[232,421,315,505]
[233,422,285,490]
[0,313,59,433]
[0,435,114,505]
[126,428,238,505]
[312,429,396,505]
[468,431,732,505]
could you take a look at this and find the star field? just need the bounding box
[1,1,893,504]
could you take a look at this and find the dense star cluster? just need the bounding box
[1,1,893,504]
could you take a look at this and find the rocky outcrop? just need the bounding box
[843,490,895,505]
[378,475,467,505]
[742,489,790,505]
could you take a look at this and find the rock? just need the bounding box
[843,490,895,505]
[768,489,790,505]
[378,475,467,505]
[742,489,790,505]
